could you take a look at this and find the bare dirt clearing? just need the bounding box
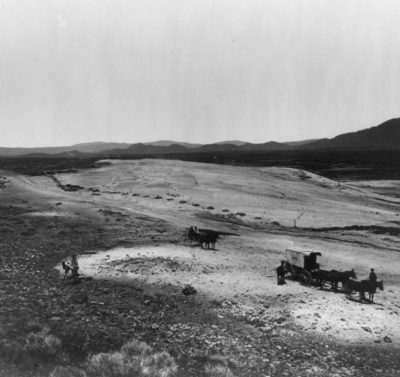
[2,159,400,376]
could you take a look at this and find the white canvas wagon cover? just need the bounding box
[285,249,321,269]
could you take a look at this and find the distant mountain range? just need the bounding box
[1,118,399,158]
[0,142,131,157]
[301,118,400,150]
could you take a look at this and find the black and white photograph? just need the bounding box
[1,1,400,376]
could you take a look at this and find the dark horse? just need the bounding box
[197,232,218,250]
[185,228,219,250]
[314,269,332,289]
[315,269,356,291]
[346,279,384,302]
[329,269,357,291]
[184,227,198,245]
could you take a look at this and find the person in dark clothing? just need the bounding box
[70,254,80,281]
[61,261,71,281]
[369,268,377,282]
[276,261,286,285]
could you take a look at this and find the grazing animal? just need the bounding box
[346,279,384,302]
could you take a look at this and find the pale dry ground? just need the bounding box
[10,159,400,345]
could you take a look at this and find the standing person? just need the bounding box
[71,254,79,281]
[369,268,377,282]
[276,261,286,285]
[61,261,71,281]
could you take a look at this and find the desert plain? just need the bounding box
[1,158,400,377]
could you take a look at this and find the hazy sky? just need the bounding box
[1,0,400,147]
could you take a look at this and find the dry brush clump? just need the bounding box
[205,363,235,377]
[24,326,63,361]
[0,325,67,369]
[49,366,88,377]
[0,224,16,234]
[49,338,177,377]
[203,356,236,377]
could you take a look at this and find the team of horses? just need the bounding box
[314,268,384,302]
[184,226,384,303]
[184,227,219,250]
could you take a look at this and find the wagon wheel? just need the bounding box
[299,271,312,286]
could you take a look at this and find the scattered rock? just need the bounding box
[383,336,392,343]
[50,316,62,323]
[69,293,89,304]
[182,285,197,295]
[26,321,43,333]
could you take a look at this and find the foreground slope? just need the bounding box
[1,159,400,376]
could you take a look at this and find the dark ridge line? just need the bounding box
[301,225,400,234]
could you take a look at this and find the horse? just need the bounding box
[315,269,356,291]
[346,279,384,302]
[192,232,219,250]
[329,269,357,291]
[184,227,198,245]
[314,269,332,289]
[204,232,218,250]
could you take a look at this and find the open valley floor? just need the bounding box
[1,159,400,377]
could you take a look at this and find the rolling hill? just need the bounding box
[301,118,400,150]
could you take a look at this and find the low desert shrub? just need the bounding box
[121,339,152,357]
[0,224,16,234]
[141,351,177,377]
[49,366,87,377]
[86,351,140,377]
[204,363,235,377]
[86,339,177,377]
[24,327,62,360]
[0,339,25,363]
[21,226,36,235]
